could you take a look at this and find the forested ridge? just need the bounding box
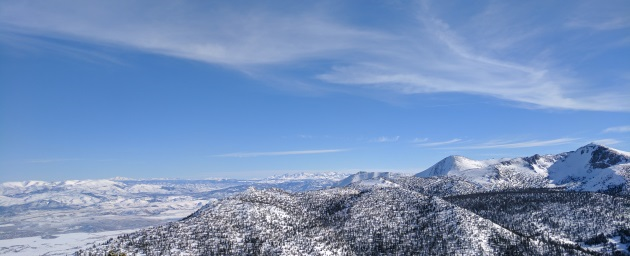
[76,181,629,255]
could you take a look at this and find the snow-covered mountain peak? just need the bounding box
[334,171,395,187]
[544,144,630,191]
[573,143,629,160]
[551,143,629,172]
[416,155,489,178]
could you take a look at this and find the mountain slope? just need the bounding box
[77,186,591,255]
[445,190,630,252]
[396,176,486,197]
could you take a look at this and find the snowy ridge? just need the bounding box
[70,144,630,255]
[415,143,630,193]
[333,171,396,187]
[76,184,623,255]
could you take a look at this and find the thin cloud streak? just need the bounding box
[416,139,462,147]
[411,138,428,143]
[371,136,400,143]
[453,138,578,149]
[317,6,630,112]
[565,0,630,31]
[592,139,622,146]
[0,1,385,65]
[603,125,630,133]
[212,149,350,158]
[27,158,79,163]
[0,1,628,111]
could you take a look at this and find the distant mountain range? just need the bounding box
[75,144,630,255]
[335,143,630,196]
[0,172,349,242]
[416,143,630,194]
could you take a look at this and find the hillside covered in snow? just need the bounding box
[79,186,630,255]
[77,144,630,255]
[4,143,630,255]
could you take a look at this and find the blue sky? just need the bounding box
[1,0,629,182]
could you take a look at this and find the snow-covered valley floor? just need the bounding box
[0,173,349,255]
[0,229,138,256]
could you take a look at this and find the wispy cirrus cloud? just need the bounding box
[567,17,630,31]
[415,139,462,147]
[592,139,622,146]
[603,125,630,133]
[411,138,428,143]
[565,0,630,31]
[317,2,630,112]
[0,1,384,66]
[212,149,350,158]
[370,136,400,143]
[1,0,628,111]
[27,158,79,163]
[454,138,578,149]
